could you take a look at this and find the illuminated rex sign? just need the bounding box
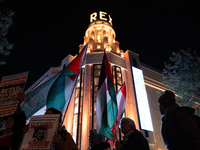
[132,66,153,132]
[90,11,112,25]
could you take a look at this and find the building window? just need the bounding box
[92,64,102,129]
[97,30,101,42]
[112,66,122,93]
[112,66,124,141]
[72,68,84,149]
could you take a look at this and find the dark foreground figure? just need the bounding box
[88,129,111,150]
[158,90,200,150]
[115,117,149,150]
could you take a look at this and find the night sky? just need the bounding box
[1,0,200,90]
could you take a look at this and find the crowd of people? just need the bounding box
[0,90,200,150]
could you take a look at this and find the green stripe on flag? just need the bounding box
[107,78,118,128]
[96,51,118,142]
[47,69,77,110]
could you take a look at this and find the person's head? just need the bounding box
[120,117,136,135]
[45,108,62,124]
[4,114,14,129]
[158,90,176,115]
[89,129,104,147]
[33,127,46,141]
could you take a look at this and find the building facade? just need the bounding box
[25,11,168,150]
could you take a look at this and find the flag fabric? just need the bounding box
[107,83,126,147]
[96,51,118,141]
[112,82,126,131]
[22,44,88,118]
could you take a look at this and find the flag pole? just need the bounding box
[61,43,88,125]
[61,73,79,125]
[111,98,118,143]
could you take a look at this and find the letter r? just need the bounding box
[90,12,97,22]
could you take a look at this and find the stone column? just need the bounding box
[81,64,91,150]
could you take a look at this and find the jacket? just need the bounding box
[161,103,200,150]
[55,126,78,150]
[120,130,149,150]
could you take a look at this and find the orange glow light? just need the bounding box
[97,45,101,49]
[105,45,111,52]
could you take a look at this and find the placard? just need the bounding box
[0,71,28,117]
[20,114,60,150]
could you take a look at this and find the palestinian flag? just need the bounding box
[96,51,118,141]
[22,44,88,118]
[108,83,126,147]
[113,82,126,130]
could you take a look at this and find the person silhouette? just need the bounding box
[158,90,200,150]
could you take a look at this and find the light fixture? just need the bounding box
[105,45,111,52]
[97,45,101,49]
[87,47,91,53]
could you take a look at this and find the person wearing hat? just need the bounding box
[158,90,200,150]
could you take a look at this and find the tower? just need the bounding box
[63,11,129,149]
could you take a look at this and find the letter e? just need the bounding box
[99,11,107,21]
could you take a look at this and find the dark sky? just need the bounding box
[1,0,200,90]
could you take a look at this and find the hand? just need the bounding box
[54,132,61,144]
[23,124,30,134]
[115,140,123,150]
[16,92,26,114]
[17,92,26,103]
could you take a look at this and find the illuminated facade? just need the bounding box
[25,11,168,150]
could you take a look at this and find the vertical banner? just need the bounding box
[20,114,60,150]
[0,71,28,117]
[132,66,153,131]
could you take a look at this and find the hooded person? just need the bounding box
[158,90,200,150]
[88,129,111,150]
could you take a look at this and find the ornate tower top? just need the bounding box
[79,11,124,58]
